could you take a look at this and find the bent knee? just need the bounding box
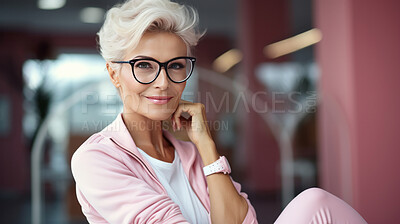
[296,188,332,205]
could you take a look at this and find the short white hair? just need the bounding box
[98,0,203,63]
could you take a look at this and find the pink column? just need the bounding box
[238,0,290,191]
[315,0,400,222]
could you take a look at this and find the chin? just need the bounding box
[146,112,173,121]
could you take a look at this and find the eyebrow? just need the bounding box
[133,55,154,60]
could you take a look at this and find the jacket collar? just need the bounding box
[100,113,209,213]
[100,113,137,151]
[100,113,197,176]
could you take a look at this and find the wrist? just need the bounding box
[193,135,214,150]
[196,139,220,166]
[203,156,231,176]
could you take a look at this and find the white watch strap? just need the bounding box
[203,156,226,176]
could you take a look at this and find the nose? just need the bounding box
[153,67,169,89]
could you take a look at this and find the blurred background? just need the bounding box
[0,0,399,223]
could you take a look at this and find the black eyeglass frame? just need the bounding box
[111,56,196,84]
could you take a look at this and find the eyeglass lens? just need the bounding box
[133,58,193,83]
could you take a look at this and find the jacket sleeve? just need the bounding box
[71,145,190,224]
[230,176,259,224]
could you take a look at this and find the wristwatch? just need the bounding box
[203,156,231,176]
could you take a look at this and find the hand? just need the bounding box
[171,100,213,146]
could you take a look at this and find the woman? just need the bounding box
[71,0,367,223]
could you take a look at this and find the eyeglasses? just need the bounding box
[111,56,196,84]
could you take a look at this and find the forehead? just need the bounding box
[125,32,188,61]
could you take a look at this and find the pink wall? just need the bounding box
[316,0,400,222]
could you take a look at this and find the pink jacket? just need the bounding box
[71,114,258,223]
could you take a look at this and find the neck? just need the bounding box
[121,110,172,159]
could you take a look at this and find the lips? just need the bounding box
[145,96,173,105]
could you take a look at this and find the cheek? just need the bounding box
[119,70,147,100]
[176,83,186,96]
[170,84,185,107]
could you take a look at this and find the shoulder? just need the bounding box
[71,132,127,174]
[73,132,120,156]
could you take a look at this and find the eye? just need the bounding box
[168,62,185,70]
[135,61,153,69]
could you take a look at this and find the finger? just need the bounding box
[173,104,194,130]
[171,119,176,132]
[179,116,191,130]
[179,99,193,104]
[173,106,186,130]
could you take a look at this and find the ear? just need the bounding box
[106,62,121,88]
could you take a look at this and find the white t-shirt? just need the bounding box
[137,148,209,224]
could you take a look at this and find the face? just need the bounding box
[107,32,188,121]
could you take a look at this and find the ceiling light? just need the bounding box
[37,0,66,10]
[80,7,105,24]
[212,49,243,73]
[264,28,322,59]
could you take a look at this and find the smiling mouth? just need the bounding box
[145,96,173,105]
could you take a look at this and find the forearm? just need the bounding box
[197,140,249,224]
